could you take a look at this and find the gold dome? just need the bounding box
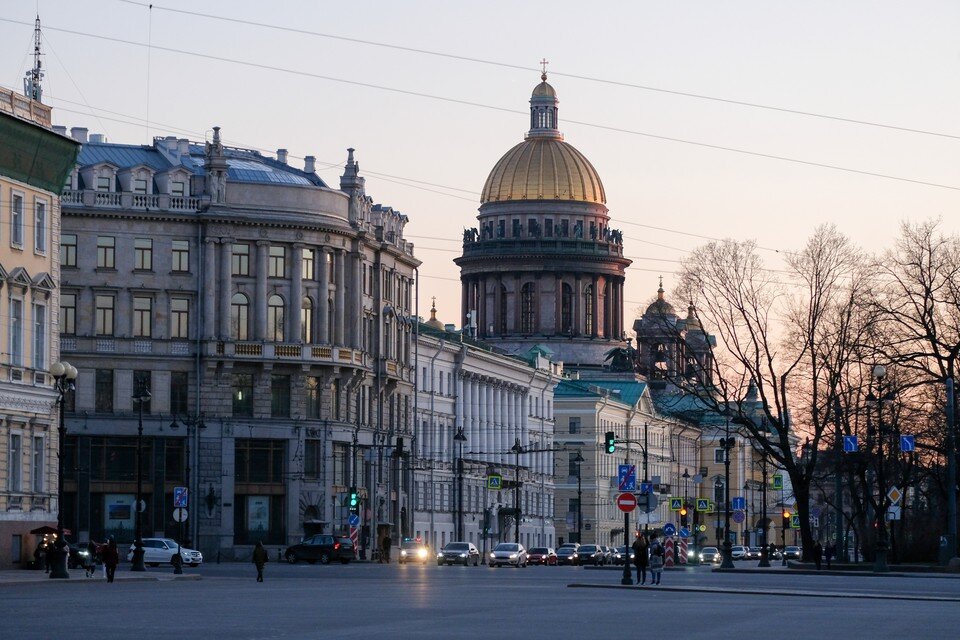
[532,80,557,98]
[481,137,606,204]
[425,297,444,330]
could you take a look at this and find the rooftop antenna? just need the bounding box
[23,15,43,102]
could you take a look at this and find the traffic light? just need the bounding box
[604,431,616,454]
[782,510,791,529]
[349,487,359,513]
[680,507,688,527]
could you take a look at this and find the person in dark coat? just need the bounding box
[380,536,391,564]
[102,539,119,583]
[252,541,268,582]
[632,533,650,585]
[813,541,823,570]
[84,541,98,577]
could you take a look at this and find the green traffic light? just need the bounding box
[604,431,616,454]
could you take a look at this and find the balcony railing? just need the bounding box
[61,189,204,212]
[461,237,625,258]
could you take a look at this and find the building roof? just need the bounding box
[576,379,648,407]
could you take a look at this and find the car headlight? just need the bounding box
[509,553,517,559]
[490,553,495,558]
[437,553,443,558]
[459,553,467,558]
[79,551,89,556]
[400,550,407,556]
[417,549,427,559]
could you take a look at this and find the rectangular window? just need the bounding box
[268,245,286,277]
[133,370,152,413]
[134,238,153,270]
[714,449,725,464]
[234,439,284,483]
[271,375,290,418]
[32,304,45,370]
[332,443,348,486]
[165,439,185,483]
[133,296,152,337]
[231,244,250,276]
[96,236,115,269]
[96,176,111,191]
[32,437,43,493]
[61,234,77,268]
[95,369,114,412]
[34,199,47,252]
[232,373,254,417]
[170,298,189,339]
[171,181,185,197]
[9,434,22,492]
[545,219,554,237]
[10,299,23,366]
[306,377,322,419]
[171,240,190,272]
[568,452,580,477]
[11,192,24,246]
[568,417,581,434]
[133,179,148,194]
[304,440,322,479]
[169,371,189,415]
[60,293,76,335]
[301,250,314,280]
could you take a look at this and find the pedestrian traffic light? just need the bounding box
[349,487,359,512]
[604,431,616,454]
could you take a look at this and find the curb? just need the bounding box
[0,574,202,587]
[712,567,960,579]
[567,582,960,602]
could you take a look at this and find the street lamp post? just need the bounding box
[511,438,523,545]
[744,481,751,546]
[682,469,692,562]
[49,361,77,580]
[455,428,467,541]
[719,421,735,569]
[169,413,206,574]
[867,364,894,573]
[130,380,151,572]
[574,450,584,544]
[758,452,770,567]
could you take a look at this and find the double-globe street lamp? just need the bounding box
[719,421,736,570]
[49,361,78,580]
[454,427,467,541]
[130,380,152,572]
[866,364,896,573]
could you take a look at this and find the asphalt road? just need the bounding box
[3,562,959,640]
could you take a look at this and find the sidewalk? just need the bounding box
[567,582,960,602]
[0,568,201,587]
[713,563,960,579]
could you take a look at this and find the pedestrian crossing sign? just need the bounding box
[772,474,784,490]
[790,514,800,529]
[670,497,683,511]
[486,474,502,490]
[696,498,709,512]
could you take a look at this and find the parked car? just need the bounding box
[284,534,354,565]
[577,544,606,566]
[556,544,580,566]
[489,543,528,568]
[731,545,748,560]
[783,545,801,560]
[527,547,557,565]
[126,538,203,567]
[437,541,480,566]
[398,538,431,565]
[699,546,721,564]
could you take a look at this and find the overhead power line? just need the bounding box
[116,0,960,141]
[2,18,958,193]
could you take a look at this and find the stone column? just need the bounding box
[461,374,471,449]
[513,274,521,333]
[290,244,304,342]
[471,378,480,456]
[334,249,345,345]
[461,278,469,330]
[203,238,217,340]
[350,251,362,348]
[477,381,487,462]
[554,274,563,335]
[574,274,582,337]
[591,276,600,338]
[255,241,269,340]
[317,248,330,344]
[218,240,233,339]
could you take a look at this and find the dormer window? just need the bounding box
[133,179,148,194]
[96,177,111,191]
[171,181,185,197]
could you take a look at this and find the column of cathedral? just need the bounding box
[574,274,583,336]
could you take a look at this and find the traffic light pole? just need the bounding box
[758,454,770,567]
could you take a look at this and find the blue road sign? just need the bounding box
[900,435,915,453]
[173,486,188,508]
[679,527,690,538]
[731,496,745,511]
[618,464,637,491]
[639,481,653,495]
[843,435,859,453]
[663,523,677,536]
[348,513,360,527]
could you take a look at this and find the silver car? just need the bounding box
[489,542,528,568]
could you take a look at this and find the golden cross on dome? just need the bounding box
[539,58,549,80]
[431,296,436,309]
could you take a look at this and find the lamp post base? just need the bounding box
[720,540,735,569]
[873,547,890,573]
[130,545,147,572]
[758,548,771,568]
[48,544,70,579]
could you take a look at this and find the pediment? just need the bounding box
[32,272,56,291]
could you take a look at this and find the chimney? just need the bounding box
[89,133,107,144]
[52,125,67,136]
[304,155,316,173]
[70,127,88,143]
[177,138,190,155]
[276,148,288,164]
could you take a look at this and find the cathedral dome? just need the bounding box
[645,280,676,317]
[480,72,605,205]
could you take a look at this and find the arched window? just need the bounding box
[498,284,508,335]
[560,282,573,334]
[520,282,536,334]
[268,294,284,342]
[584,285,594,335]
[230,293,249,340]
[301,297,313,343]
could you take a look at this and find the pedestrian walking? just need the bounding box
[252,541,268,582]
[380,536,391,564]
[102,539,119,583]
[631,533,649,585]
[813,541,823,571]
[649,533,665,585]
[84,541,98,578]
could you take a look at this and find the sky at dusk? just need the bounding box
[2,0,957,325]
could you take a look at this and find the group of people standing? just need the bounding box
[630,532,665,586]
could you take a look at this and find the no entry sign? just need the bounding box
[617,492,638,513]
